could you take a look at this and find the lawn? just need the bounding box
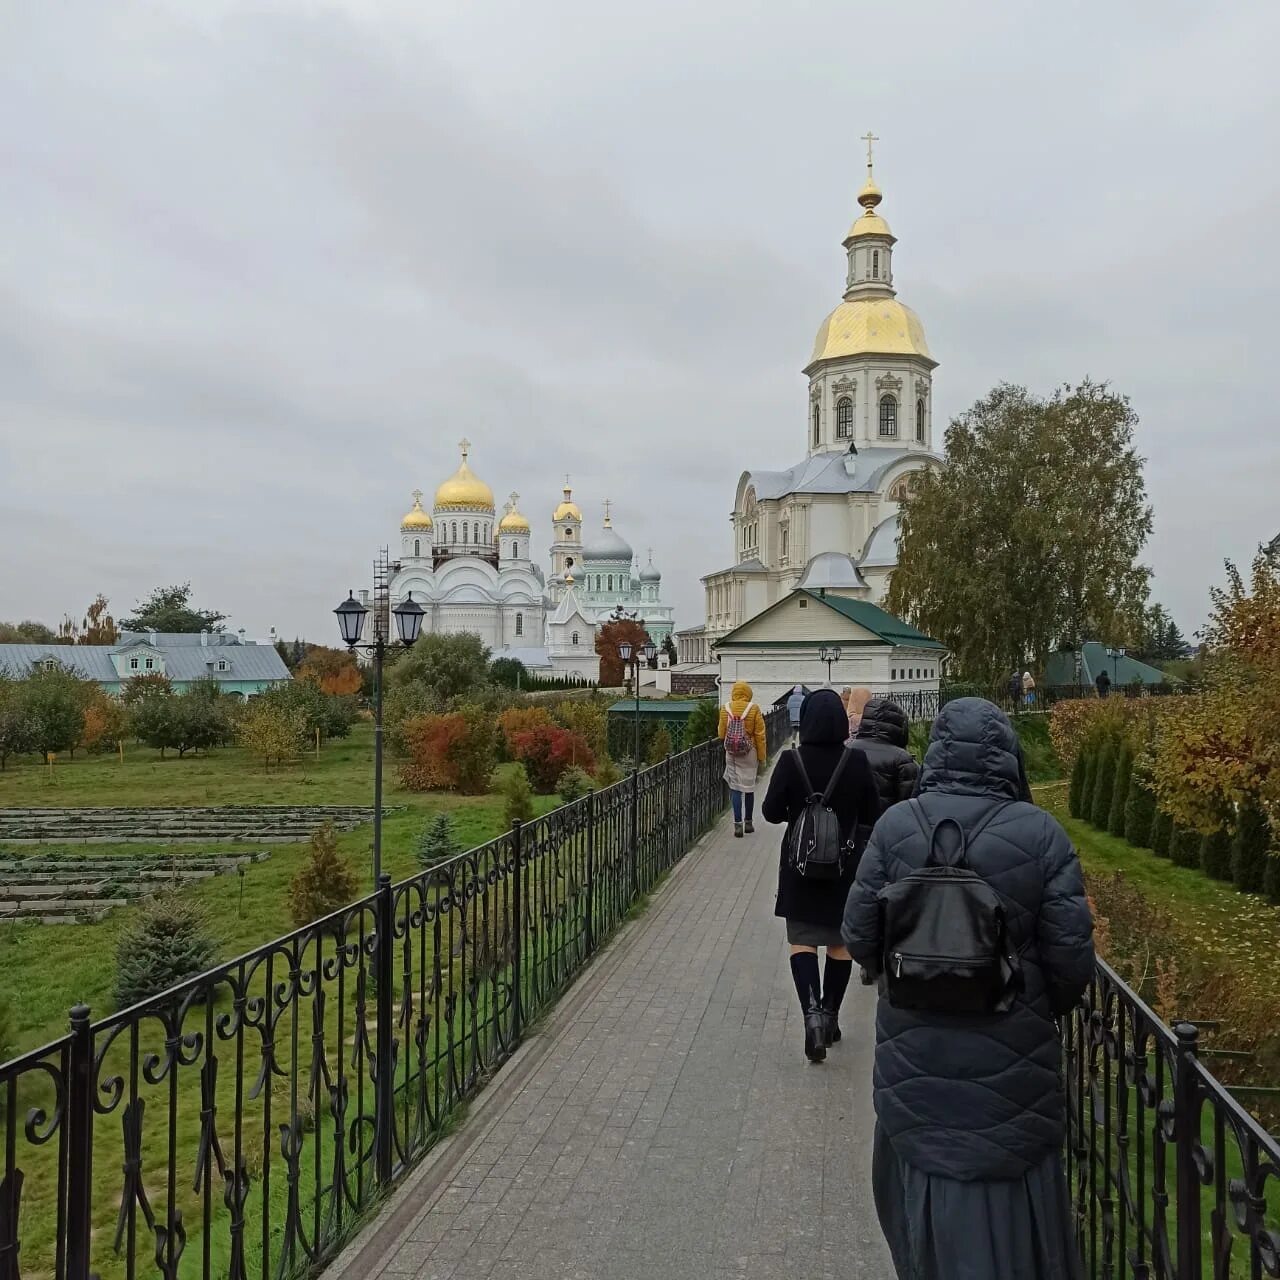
[0,723,560,1059]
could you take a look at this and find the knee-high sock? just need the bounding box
[744,791,755,820]
[823,956,854,1013]
[790,951,821,1008]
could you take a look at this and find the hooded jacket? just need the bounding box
[717,680,767,761]
[853,699,920,828]
[762,689,879,927]
[786,686,806,725]
[842,698,1094,1181]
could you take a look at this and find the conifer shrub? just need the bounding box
[1199,827,1234,882]
[1090,743,1117,829]
[1107,744,1134,837]
[557,765,595,804]
[501,764,535,828]
[416,813,462,870]
[646,726,673,765]
[1123,772,1157,850]
[114,894,218,1008]
[684,698,720,747]
[1068,750,1088,819]
[1170,825,1202,870]
[1232,801,1272,894]
[1079,749,1099,822]
[1150,809,1173,858]
[288,821,359,929]
[595,755,623,789]
[1264,852,1280,905]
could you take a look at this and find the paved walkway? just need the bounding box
[335,794,891,1280]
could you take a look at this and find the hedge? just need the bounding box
[1091,743,1118,829]
[1199,827,1234,883]
[1068,750,1088,819]
[1232,801,1272,895]
[1151,809,1174,859]
[1108,744,1134,837]
[1170,825,1202,870]
[1123,774,1157,850]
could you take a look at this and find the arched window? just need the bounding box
[836,396,853,439]
[462,523,469,544]
[564,527,572,539]
[514,541,520,558]
[473,522,480,543]
[916,399,925,442]
[572,631,580,646]
[451,521,457,542]
[872,250,880,279]
[879,395,898,438]
[515,614,523,637]
[812,403,820,446]
[567,556,574,568]
[608,574,614,591]
[414,538,420,557]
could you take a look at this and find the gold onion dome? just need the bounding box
[433,439,495,511]
[845,168,893,241]
[808,297,933,366]
[553,483,582,522]
[400,491,433,530]
[498,493,531,533]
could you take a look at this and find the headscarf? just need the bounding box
[799,688,850,746]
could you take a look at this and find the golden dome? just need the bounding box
[433,440,495,512]
[498,493,531,533]
[400,490,433,530]
[845,210,894,241]
[806,297,934,369]
[553,483,582,522]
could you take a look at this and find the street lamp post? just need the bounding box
[618,640,657,766]
[818,644,843,687]
[335,590,425,883]
[1106,646,1127,693]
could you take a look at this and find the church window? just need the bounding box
[462,523,469,544]
[515,614,523,637]
[567,556,574,568]
[916,399,925,442]
[474,522,480,543]
[781,527,789,561]
[836,396,853,439]
[217,660,228,672]
[130,658,139,670]
[873,250,880,279]
[451,521,457,542]
[145,658,154,670]
[414,538,420,557]
[565,528,572,539]
[608,575,614,591]
[515,541,520,558]
[572,631,580,646]
[879,395,898,438]
[812,403,820,446]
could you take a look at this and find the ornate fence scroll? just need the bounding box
[0,712,787,1280]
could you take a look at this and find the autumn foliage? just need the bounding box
[295,646,364,696]
[497,706,555,756]
[508,725,595,792]
[398,709,497,794]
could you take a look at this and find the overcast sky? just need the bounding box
[2,0,1276,646]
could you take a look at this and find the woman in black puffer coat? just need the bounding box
[762,688,879,1063]
[842,698,1094,1280]
[852,698,919,844]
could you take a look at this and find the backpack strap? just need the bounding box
[819,746,857,805]
[790,748,820,801]
[911,801,1010,869]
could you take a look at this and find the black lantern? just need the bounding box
[643,642,657,664]
[392,592,425,646]
[335,592,369,647]
[618,641,633,663]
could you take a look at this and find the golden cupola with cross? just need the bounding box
[433,438,496,513]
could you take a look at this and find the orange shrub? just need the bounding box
[508,725,596,792]
[497,706,555,757]
[399,709,496,794]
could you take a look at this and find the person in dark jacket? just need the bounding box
[1095,668,1112,698]
[785,684,805,745]
[762,689,880,1062]
[852,698,919,845]
[842,698,1094,1280]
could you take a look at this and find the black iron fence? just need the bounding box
[1064,957,1280,1277]
[891,682,1185,725]
[0,709,787,1280]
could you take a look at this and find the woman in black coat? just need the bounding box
[762,688,879,1062]
[853,699,919,819]
[842,698,1094,1279]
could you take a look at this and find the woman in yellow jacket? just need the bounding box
[718,680,768,837]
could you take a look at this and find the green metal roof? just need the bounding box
[714,590,944,651]
[1044,643,1171,688]
[607,700,705,715]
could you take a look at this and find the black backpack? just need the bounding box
[788,747,857,881]
[877,804,1023,1015]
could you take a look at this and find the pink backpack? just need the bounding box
[725,705,754,756]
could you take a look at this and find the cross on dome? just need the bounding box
[457,437,471,460]
[412,488,423,505]
[603,498,613,527]
[861,131,879,174]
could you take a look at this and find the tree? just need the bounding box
[260,680,356,743]
[1090,742,1117,829]
[119,583,226,634]
[595,618,650,688]
[1078,749,1099,823]
[662,635,678,667]
[386,633,492,724]
[288,821,359,928]
[684,698,720,747]
[1123,771,1157,850]
[552,698,609,759]
[21,666,89,757]
[889,381,1152,681]
[501,765,535,827]
[114,894,217,1008]
[498,706,556,758]
[236,700,306,769]
[490,657,528,690]
[1170,825,1201,870]
[295,646,363,696]
[1150,809,1173,859]
[416,813,462,870]
[1068,749,1088,819]
[509,725,596,792]
[0,674,34,769]
[1199,827,1234,883]
[0,620,58,644]
[646,725,673,764]
[79,689,129,754]
[132,688,230,758]
[558,765,595,803]
[398,707,497,794]
[1265,852,1280,906]
[1107,743,1134,837]
[121,672,173,704]
[1232,801,1271,895]
[57,594,119,646]
[1135,603,1188,664]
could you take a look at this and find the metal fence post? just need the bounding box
[65,1004,94,1280]
[584,794,595,956]
[1173,1021,1203,1279]
[374,874,395,1187]
[630,768,640,900]
[662,755,673,869]
[510,820,524,1041]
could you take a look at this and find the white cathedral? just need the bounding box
[385,443,674,682]
[680,149,942,665]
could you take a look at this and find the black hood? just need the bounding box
[919,697,1028,801]
[855,698,909,749]
[799,688,849,746]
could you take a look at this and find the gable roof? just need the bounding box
[1044,642,1171,688]
[0,642,290,683]
[714,589,944,651]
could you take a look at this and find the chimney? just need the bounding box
[200,629,208,647]
[238,628,246,645]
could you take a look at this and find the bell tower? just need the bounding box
[549,476,583,598]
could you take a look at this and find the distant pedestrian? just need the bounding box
[1008,670,1022,707]
[852,699,920,847]
[786,684,805,746]
[762,689,879,1062]
[718,681,767,838]
[1095,669,1111,699]
[843,699,1094,1280]
[844,686,872,739]
[1022,670,1036,707]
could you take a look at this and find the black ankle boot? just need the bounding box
[822,1004,842,1046]
[804,995,827,1063]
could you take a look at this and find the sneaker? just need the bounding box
[744,819,755,834]
[733,822,744,838]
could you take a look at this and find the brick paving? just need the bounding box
[337,794,890,1280]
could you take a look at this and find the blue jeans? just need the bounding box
[731,790,754,822]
